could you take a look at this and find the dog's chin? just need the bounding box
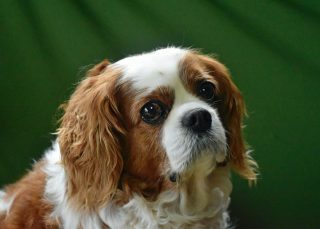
[168,138,227,182]
[169,151,224,184]
[191,135,227,161]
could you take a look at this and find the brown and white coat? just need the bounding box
[0,47,257,229]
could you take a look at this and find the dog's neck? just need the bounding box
[100,156,232,228]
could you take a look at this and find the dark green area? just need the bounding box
[1,1,319,228]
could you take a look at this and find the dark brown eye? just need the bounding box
[197,81,215,101]
[140,100,167,125]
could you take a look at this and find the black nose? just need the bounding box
[181,109,212,133]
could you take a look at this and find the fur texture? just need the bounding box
[0,47,257,228]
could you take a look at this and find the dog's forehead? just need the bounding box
[114,47,188,92]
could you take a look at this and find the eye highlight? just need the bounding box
[140,100,168,125]
[197,81,215,101]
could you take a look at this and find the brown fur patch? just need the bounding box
[0,162,58,229]
[115,85,175,201]
[58,66,125,210]
[87,59,110,77]
[58,59,176,209]
[179,54,219,95]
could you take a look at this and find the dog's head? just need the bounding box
[58,48,257,210]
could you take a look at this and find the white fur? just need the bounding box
[114,47,187,95]
[162,99,227,173]
[100,157,232,229]
[44,141,103,229]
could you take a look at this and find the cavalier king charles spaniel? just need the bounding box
[0,47,257,228]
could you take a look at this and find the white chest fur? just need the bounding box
[100,159,232,229]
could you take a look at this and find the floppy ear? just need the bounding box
[198,55,258,182]
[222,80,258,181]
[58,60,125,210]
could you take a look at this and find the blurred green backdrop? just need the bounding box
[1,0,319,228]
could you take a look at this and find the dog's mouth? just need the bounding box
[186,128,227,161]
[167,131,227,183]
[191,130,226,158]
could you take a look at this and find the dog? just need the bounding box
[0,47,257,228]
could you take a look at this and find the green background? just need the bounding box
[1,1,319,228]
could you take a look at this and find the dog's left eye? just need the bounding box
[140,100,167,125]
[198,81,215,101]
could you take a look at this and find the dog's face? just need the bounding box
[116,49,228,177]
[58,48,257,209]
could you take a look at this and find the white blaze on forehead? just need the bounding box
[113,47,188,93]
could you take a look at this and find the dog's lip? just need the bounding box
[181,147,226,172]
[191,134,227,162]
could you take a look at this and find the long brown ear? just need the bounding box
[198,55,258,182]
[58,60,125,210]
[223,80,258,181]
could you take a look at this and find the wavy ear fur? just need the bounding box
[58,60,125,210]
[198,55,258,182]
[223,80,258,181]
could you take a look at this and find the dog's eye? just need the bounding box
[197,81,215,101]
[140,100,167,125]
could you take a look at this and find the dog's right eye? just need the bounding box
[140,100,167,125]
